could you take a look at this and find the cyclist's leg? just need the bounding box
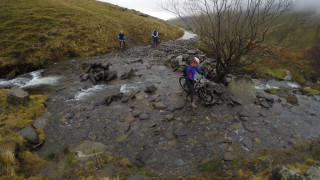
[186,79,195,101]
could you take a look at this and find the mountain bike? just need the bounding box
[150,37,161,48]
[120,39,125,51]
[179,75,213,105]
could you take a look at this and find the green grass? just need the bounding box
[0,0,183,76]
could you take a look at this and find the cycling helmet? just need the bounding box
[120,30,124,33]
[194,57,200,64]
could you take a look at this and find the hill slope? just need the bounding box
[0,0,183,78]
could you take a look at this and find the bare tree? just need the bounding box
[162,0,294,84]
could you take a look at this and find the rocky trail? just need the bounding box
[2,37,320,178]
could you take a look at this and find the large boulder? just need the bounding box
[19,126,39,144]
[6,87,29,105]
[70,140,108,161]
[305,163,320,180]
[269,166,305,180]
[228,76,256,103]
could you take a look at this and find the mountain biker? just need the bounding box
[185,57,203,108]
[118,30,127,48]
[152,28,159,47]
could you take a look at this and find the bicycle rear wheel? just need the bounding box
[198,87,213,104]
[179,77,187,91]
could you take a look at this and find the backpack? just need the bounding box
[119,33,125,39]
[182,66,189,77]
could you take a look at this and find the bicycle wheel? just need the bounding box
[179,77,188,91]
[198,87,213,104]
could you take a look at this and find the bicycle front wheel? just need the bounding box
[179,77,188,91]
[198,87,213,104]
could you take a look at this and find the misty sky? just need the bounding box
[98,0,320,20]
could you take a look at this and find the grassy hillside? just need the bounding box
[0,0,183,78]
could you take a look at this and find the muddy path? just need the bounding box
[2,38,320,177]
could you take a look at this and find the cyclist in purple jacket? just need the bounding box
[185,57,203,108]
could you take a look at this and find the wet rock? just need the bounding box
[260,101,270,108]
[124,116,135,123]
[154,102,167,110]
[228,76,256,102]
[145,84,157,93]
[187,50,197,55]
[231,96,243,105]
[128,58,143,64]
[259,112,268,117]
[132,110,141,117]
[223,152,237,161]
[120,68,135,80]
[5,68,18,79]
[139,113,150,120]
[71,140,108,161]
[19,126,39,144]
[173,126,191,136]
[136,148,153,166]
[269,166,305,180]
[100,93,123,105]
[81,74,89,81]
[164,114,175,121]
[242,137,253,150]
[33,112,51,129]
[305,163,320,180]
[126,175,150,180]
[283,70,292,81]
[116,121,131,132]
[106,70,117,81]
[174,101,185,110]
[6,87,29,105]
[286,94,298,105]
[243,122,255,132]
[314,95,320,102]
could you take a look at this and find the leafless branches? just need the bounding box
[162,0,294,83]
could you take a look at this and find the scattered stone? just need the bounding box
[6,87,29,105]
[116,121,131,132]
[120,68,135,80]
[173,126,190,136]
[259,112,268,117]
[241,137,253,150]
[139,113,150,120]
[314,95,320,102]
[164,114,175,121]
[176,55,183,61]
[124,116,135,123]
[243,122,255,132]
[106,70,117,81]
[154,102,167,110]
[223,152,237,161]
[264,119,272,124]
[269,166,305,180]
[174,101,185,110]
[145,84,157,93]
[132,110,142,117]
[260,101,270,108]
[175,159,184,166]
[19,126,39,144]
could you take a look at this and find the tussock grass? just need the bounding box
[0,0,183,76]
[0,89,48,129]
[0,148,16,176]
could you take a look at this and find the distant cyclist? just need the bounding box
[117,30,127,48]
[152,28,159,47]
[185,57,203,108]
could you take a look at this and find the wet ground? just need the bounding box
[2,39,320,177]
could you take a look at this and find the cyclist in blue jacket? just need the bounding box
[185,57,203,108]
[118,30,127,48]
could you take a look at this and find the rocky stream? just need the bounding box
[1,33,320,178]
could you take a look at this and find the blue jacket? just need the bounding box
[186,66,203,81]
